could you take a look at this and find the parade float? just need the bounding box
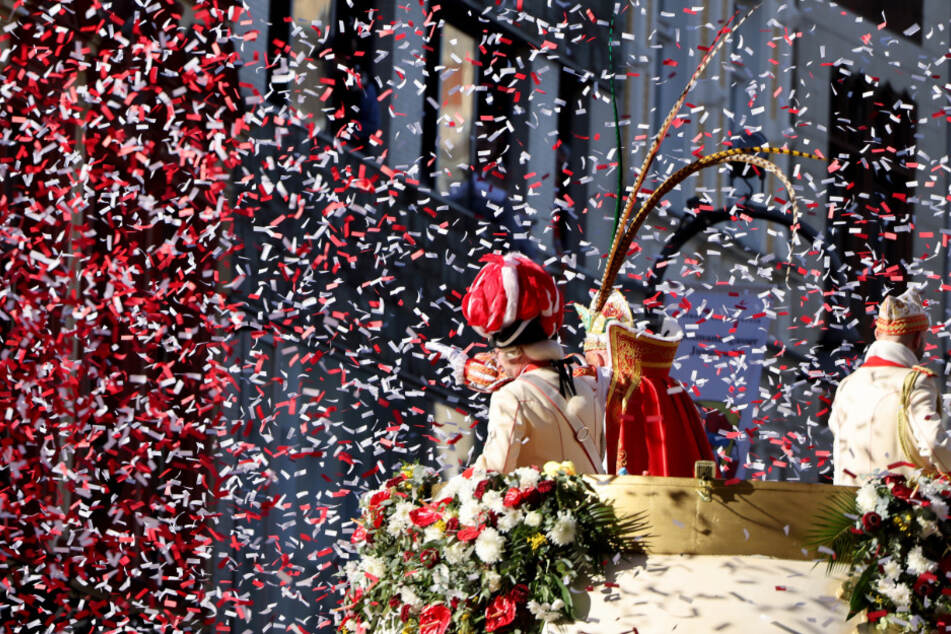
[337,8,951,634]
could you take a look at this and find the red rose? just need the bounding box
[410,505,440,528]
[385,474,407,488]
[914,572,937,597]
[860,512,882,532]
[503,487,523,508]
[536,479,555,495]
[446,517,459,532]
[388,597,401,609]
[420,548,440,568]
[891,483,913,500]
[400,604,412,622]
[509,583,530,603]
[522,487,541,506]
[474,479,491,500]
[419,603,452,634]
[485,594,517,632]
[351,524,368,544]
[457,525,483,542]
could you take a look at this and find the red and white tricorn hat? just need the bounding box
[461,253,564,349]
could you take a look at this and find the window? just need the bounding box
[423,5,528,237]
[434,24,477,197]
[827,66,916,342]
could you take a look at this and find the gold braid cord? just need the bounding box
[598,6,757,306]
[593,146,825,313]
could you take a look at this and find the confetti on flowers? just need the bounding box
[811,471,951,632]
[338,461,646,633]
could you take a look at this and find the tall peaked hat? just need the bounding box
[875,289,929,336]
[462,253,563,348]
[575,289,634,352]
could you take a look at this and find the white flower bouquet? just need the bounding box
[337,461,645,634]
[811,471,951,632]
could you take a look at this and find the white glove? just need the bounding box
[426,341,468,385]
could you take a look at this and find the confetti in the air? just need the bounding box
[1,0,950,630]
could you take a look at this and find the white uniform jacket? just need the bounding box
[829,340,951,485]
[473,366,605,474]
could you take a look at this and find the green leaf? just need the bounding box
[805,489,860,573]
[847,563,875,620]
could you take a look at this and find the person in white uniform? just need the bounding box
[459,253,605,474]
[829,289,951,485]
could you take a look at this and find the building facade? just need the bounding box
[214,0,951,629]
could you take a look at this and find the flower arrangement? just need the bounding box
[337,461,645,634]
[811,471,951,632]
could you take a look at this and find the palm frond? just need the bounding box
[806,489,859,573]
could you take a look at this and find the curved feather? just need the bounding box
[594,147,825,312]
[598,6,758,305]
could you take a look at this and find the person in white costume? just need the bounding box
[829,289,951,485]
[458,253,605,474]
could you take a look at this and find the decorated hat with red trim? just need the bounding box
[875,289,929,337]
[461,253,563,348]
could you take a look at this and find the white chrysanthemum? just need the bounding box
[482,490,506,514]
[514,467,541,489]
[444,542,472,565]
[856,482,880,514]
[400,586,422,608]
[432,564,450,591]
[439,476,463,500]
[882,559,902,581]
[496,509,523,533]
[907,546,937,575]
[475,527,504,564]
[524,511,543,528]
[527,599,566,623]
[930,498,948,520]
[875,579,911,612]
[442,472,479,501]
[361,555,386,578]
[547,511,577,546]
[423,524,443,543]
[344,560,361,585]
[387,501,415,537]
[458,500,481,526]
[484,569,501,592]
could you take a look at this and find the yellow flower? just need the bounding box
[528,532,547,551]
[435,519,446,533]
[543,460,576,477]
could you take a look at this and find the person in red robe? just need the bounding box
[577,291,716,477]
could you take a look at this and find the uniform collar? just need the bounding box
[864,339,919,368]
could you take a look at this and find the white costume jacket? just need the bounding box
[473,366,605,474]
[829,340,951,485]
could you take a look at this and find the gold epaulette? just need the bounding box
[912,364,936,378]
